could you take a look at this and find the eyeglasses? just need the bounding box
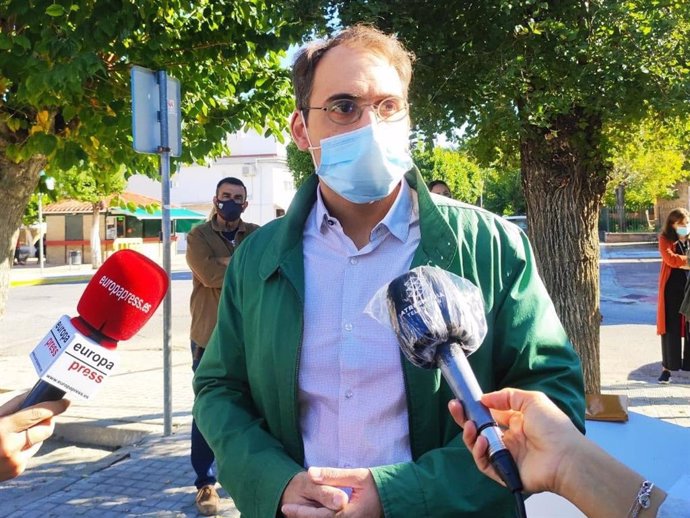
[303,96,409,126]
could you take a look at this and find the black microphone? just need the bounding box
[379,266,524,497]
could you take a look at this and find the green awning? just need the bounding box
[111,207,207,221]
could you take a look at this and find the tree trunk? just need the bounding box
[91,202,102,269]
[520,108,608,394]
[0,156,46,318]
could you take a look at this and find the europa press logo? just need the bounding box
[30,316,119,400]
[98,274,153,314]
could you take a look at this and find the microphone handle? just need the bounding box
[19,380,66,410]
[436,341,506,457]
[437,341,524,494]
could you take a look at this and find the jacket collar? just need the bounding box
[211,215,248,234]
[258,168,458,283]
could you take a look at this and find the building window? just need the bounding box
[125,217,143,237]
[65,215,83,240]
[143,220,162,239]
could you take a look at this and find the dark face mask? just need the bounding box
[216,200,244,222]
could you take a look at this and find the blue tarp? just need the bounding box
[111,207,206,220]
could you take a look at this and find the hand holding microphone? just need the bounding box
[0,392,70,481]
[20,249,169,409]
[449,388,577,495]
[367,266,525,515]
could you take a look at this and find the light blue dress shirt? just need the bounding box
[299,180,421,470]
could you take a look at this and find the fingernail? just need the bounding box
[309,467,322,481]
[333,493,345,508]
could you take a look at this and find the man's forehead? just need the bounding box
[310,45,404,101]
[217,184,245,196]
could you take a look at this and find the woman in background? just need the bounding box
[656,208,690,383]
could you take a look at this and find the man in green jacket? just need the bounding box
[194,24,585,518]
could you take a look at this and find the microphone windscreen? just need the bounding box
[385,266,487,368]
[77,249,169,341]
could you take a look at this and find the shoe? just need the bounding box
[195,484,220,516]
[658,370,671,384]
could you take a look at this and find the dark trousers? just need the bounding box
[191,341,217,488]
[662,270,690,371]
[660,331,689,371]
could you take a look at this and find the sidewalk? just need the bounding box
[599,240,660,262]
[1,243,688,517]
[8,252,192,287]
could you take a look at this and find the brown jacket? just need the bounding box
[186,216,259,347]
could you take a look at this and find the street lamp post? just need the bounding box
[38,192,44,276]
[38,173,55,277]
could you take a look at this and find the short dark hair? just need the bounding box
[216,177,246,198]
[428,180,450,191]
[292,24,415,114]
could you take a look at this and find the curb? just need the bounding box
[10,275,94,288]
[51,415,192,449]
[10,268,192,288]
[53,420,153,449]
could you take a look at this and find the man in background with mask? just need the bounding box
[185,176,258,515]
[194,25,585,518]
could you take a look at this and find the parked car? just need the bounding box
[504,215,528,233]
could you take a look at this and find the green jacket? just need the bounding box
[193,169,585,518]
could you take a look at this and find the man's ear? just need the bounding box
[290,110,310,151]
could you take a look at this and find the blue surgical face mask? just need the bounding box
[677,226,689,237]
[303,115,413,204]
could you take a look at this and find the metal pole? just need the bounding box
[157,70,173,436]
[38,192,45,276]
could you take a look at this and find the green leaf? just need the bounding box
[45,4,66,16]
[15,35,31,50]
[27,133,58,156]
[62,105,78,121]
[6,117,21,132]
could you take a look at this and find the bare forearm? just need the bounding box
[558,439,666,518]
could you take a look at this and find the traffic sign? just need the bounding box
[131,65,182,157]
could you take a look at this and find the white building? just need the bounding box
[127,130,297,231]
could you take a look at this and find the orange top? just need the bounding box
[656,234,689,335]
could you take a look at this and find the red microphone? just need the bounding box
[20,250,169,409]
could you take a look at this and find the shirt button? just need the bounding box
[345,390,353,399]
[349,257,358,265]
[344,323,353,331]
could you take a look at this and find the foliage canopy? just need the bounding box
[0,0,319,178]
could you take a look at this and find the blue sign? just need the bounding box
[131,66,182,157]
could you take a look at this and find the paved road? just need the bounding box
[0,242,688,517]
[600,243,658,325]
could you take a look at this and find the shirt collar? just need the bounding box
[314,180,415,243]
